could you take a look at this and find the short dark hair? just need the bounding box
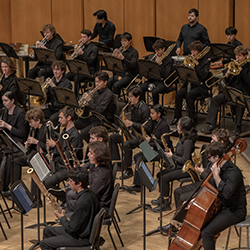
[150,104,166,117]
[68,167,89,188]
[0,57,16,74]
[120,32,132,41]
[59,106,76,121]
[26,108,45,123]
[3,91,16,101]
[234,45,248,56]
[212,128,230,148]
[206,141,226,159]
[93,10,107,20]
[127,86,142,98]
[81,29,92,37]
[89,126,109,143]
[188,40,203,53]
[94,71,109,82]
[189,8,199,17]
[225,27,238,35]
[89,141,111,165]
[51,60,67,73]
[152,39,166,50]
[42,24,56,36]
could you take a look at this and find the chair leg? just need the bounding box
[0,220,7,240]
[0,204,10,229]
[238,227,242,249]
[112,218,124,247]
[114,208,121,222]
[0,191,12,218]
[108,225,117,250]
[113,216,121,234]
[225,225,231,250]
[247,227,249,250]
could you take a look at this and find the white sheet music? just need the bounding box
[30,152,50,182]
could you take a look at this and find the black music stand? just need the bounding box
[210,43,235,61]
[103,55,124,75]
[0,42,19,59]
[16,78,43,109]
[53,87,78,107]
[138,59,162,81]
[91,111,117,131]
[92,41,112,52]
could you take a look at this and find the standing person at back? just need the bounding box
[176,8,210,56]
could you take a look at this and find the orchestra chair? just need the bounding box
[225,215,250,250]
[56,207,105,250]
[112,162,121,223]
[103,183,124,250]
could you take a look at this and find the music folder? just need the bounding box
[139,139,158,162]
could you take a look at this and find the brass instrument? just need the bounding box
[157,43,176,65]
[150,53,157,61]
[69,41,85,59]
[75,86,98,118]
[119,102,130,141]
[112,45,124,57]
[30,76,55,106]
[160,129,177,152]
[62,133,80,167]
[29,36,47,58]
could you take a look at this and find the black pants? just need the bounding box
[27,64,53,79]
[40,226,89,250]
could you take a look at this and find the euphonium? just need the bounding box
[69,41,85,59]
[160,129,177,152]
[75,86,98,118]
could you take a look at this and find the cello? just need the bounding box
[168,138,247,250]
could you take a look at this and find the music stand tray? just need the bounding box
[137,59,162,81]
[103,55,124,75]
[226,86,246,108]
[176,65,200,85]
[92,41,112,52]
[66,59,91,77]
[0,42,19,59]
[210,43,235,60]
[53,86,78,107]
[33,48,57,63]
[91,111,117,131]
[113,114,133,140]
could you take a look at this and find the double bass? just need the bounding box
[168,138,247,250]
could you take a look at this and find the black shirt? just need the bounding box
[0,74,18,99]
[91,20,116,47]
[76,42,99,75]
[177,22,210,55]
[60,188,100,240]
[227,39,243,48]
[121,46,139,76]
[45,36,64,61]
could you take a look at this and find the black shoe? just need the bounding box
[151,196,161,206]
[153,199,171,213]
[127,185,141,192]
[235,126,242,136]
[32,199,43,208]
[120,168,133,180]
[170,118,178,126]
[2,190,11,197]
[201,124,215,134]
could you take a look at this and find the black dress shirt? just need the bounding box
[121,46,139,76]
[228,39,243,48]
[177,22,210,55]
[60,188,100,240]
[0,74,18,99]
[45,36,64,61]
[76,42,99,75]
[91,20,116,47]
[88,86,115,122]
[89,164,114,207]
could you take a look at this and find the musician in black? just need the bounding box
[40,167,100,250]
[109,86,150,179]
[66,29,99,96]
[27,23,64,79]
[203,45,250,135]
[176,8,210,56]
[91,9,116,47]
[75,71,115,143]
[43,60,72,126]
[171,41,211,125]
[140,39,176,105]
[107,32,139,98]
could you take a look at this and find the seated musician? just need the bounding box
[203,45,250,135]
[44,106,83,205]
[65,29,99,96]
[75,71,114,143]
[91,9,116,48]
[40,167,101,250]
[107,32,139,98]
[109,86,150,180]
[128,104,173,192]
[42,60,72,126]
[1,91,28,196]
[151,116,197,212]
[171,41,211,125]
[140,39,175,105]
[28,23,64,79]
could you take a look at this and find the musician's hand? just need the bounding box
[27,136,38,145]
[0,84,3,91]
[35,41,41,47]
[124,119,133,127]
[185,198,195,210]
[83,93,91,102]
[145,135,151,143]
[225,69,230,78]
[165,151,173,158]
[211,162,220,177]
[78,48,84,55]
[117,76,123,81]
[155,56,162,65]
[24,141,28,148]
[176,48,181,56]
[46,78,55,87]
[55,210,64,219]
[0,120,9,130]
[46,138,56,148]
[194,59,199,66]
[195,164,204,174]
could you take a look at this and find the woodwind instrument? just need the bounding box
[120,102,130,141]
[54,138,71,170]
[141,118,151,138]
[160,129,177,152]
[26,127,35,153]
[62,133,80,167]
[27,168,67,218]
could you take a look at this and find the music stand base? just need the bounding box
[145,225,169,237]
[126,204,153,215]
[120,185,137,195]
[28,239,40,250]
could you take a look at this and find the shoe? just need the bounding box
[153,198,171,213]
[201,124,215,134]
[32,199,43,208]
[127,185,141,192]
[2,190,11,197]
[151,196,161,206]
[235,126,242,136]
[170,118,178,126]
[119,168,133,180]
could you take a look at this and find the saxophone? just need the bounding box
[27,168,67,218]
[120,102,130,141]
[160,130,177,152]
[141,118,151,138]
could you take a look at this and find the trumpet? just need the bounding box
[160,129,177,152]
[69,40,85,59]
[29,36,47,58]
[112,45,124,57]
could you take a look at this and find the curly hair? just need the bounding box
[26,108,45,123]
[212,128,230,148]
[89,141,111,165]
[0,57,16,74]
[68,167,89,188]
[89,126,109,143]
[206,141,226,159]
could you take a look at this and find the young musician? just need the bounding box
[28,23,64,79]
[109,86,150,179]
[40,167,100,250]
[171,41,211,125]
[140,39,176,104]
[75,71,115,142]
[176,8,210,55]
[42,60,72,126]
[107,32,139,98]
[66,29,99,96]
[152,116,197,212]
[203,45,250,135]
[91,9,116,48]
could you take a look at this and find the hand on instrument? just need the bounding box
[195,164,204,174]
[0,120,10,130]
[155,56,163,65]
[55,209,65,219]
[113,49,124,60]
[26,136,38,145]
[185,198,195,210]
[211,162,220,177]
[83,92,91,102]
[46,138,56,148]
[176,48,181,56]
[124,119,133,128]
[45,77,55,87]
[165,151,173,158]
[145,135,151,143]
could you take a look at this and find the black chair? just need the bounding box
[56,207,105,250]
[103,183,124,250]
[112,163,121,223]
